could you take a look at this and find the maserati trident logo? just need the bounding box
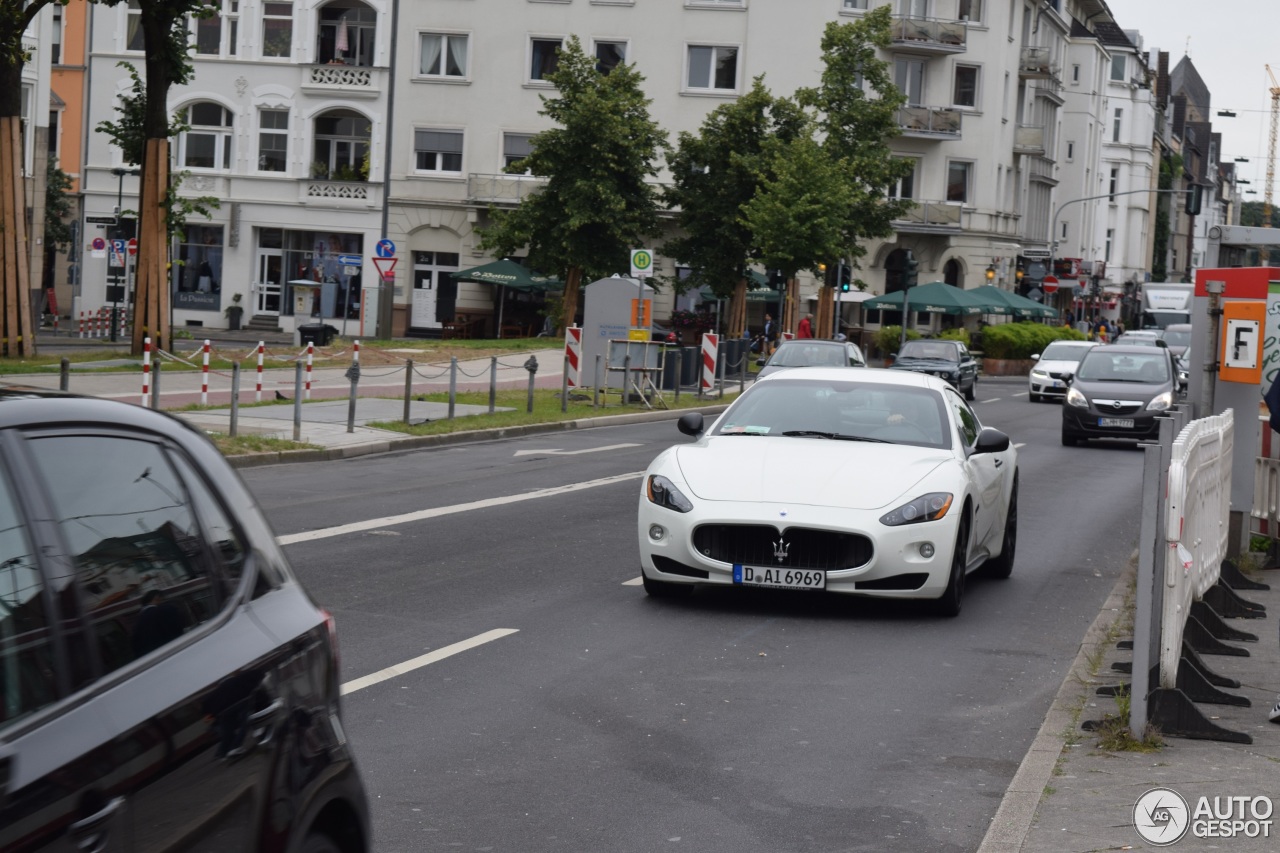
[772,538,790,563]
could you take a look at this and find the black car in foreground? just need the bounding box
[888,339,979,400]
[1061,345,1177,445]
[0,390,369,853]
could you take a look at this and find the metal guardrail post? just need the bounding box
[59,358,69,392]
[524,355,538,413]
[593,354,601,409]
[489,356,497,414]
[229,363,241,438]
[293,361,303,442]
[150,360,161,409]
[624,354,632,406]
[674,350,681,404]
[404,360,413,423]
[448,356,458,420]
[561,353,569,413]
[740,352,746,395]
[1130,427,1168,736]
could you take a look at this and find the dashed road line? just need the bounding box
[341,628,520,695]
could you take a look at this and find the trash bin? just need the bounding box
[660,346,682,391]
[298,323,339,346]
[721,339,749,378]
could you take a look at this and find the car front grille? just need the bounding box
[1092,400,1143,416]
[1049,371,1072,380]
[692,524,873,570]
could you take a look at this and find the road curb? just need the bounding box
[976,555,1136,853]
[225,403,732,469]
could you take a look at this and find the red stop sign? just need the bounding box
[1042,274,1059,294]
[126,238,138,256]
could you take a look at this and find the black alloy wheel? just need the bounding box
[642,569,693,598]
[932,514,969,617]
[984,476,1018,579]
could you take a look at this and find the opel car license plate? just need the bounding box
[733,565,826,590]
[1098,417,1135,428]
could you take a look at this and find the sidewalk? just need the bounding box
[981,563,1280,852]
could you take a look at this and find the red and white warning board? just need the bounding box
[564,325,582,388]
[701,333,718,392]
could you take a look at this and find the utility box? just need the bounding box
[582,276,654,389]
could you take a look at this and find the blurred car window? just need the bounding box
[899,341,959,362]
[0,471,57,730]
[28,436,225,675]
[1039,342,1092,362]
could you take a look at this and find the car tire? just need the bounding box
[964,377,976,402]
[1029,391,1040,403]
[931,515,969,617]
[1060,429,1078,447]
[300,833,343,853]
[984,476,1017,579]
[641,569,692,598]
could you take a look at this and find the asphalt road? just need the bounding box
[241,375,1145,852]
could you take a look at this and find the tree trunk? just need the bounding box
[0,116,35,356]
[131,138,171,354]
[726,277,747,338]
[815,286,835,339]
[560,266,583,334]
[781,277,799,336]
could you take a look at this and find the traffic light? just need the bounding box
[1185,183,1203,215]
[903,252,919,289]
[839,263,851,293]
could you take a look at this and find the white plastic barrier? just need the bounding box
[1252,413,1280,537]
[1160,410,1234,688]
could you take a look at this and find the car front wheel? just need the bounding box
[1061,428,1078,447]
[964,376,976,401]
[642,569,693,598]
[984,477,1017,579]
[931,515,969,617]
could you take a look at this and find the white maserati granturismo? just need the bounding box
[637,367,1018,616]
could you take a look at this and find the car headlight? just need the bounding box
[880,492,953,526]
[1146,391,1174,411]
[1030,369,1048,379]
[646,475,693,513]
[1066,387,1088,408]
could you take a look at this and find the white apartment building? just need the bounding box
[62,0,1177,338]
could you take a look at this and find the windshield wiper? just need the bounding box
[782,431,890,443]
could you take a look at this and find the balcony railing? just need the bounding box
[896,106,962,138]
[303,179,380,204]
[1013,124,1045,156]
[890,16,967,53]
[892,200,965,232]
[1019,47,1058,80]
[468,173,548,204]
[301,64,383,98]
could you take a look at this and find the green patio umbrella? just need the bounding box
[452,259,562,337]
[862,281,987,316]
[967,284,1059,319]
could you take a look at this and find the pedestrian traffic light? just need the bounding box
[903,252,919,289]
[839,264,851,293]
[1185,183,1203,215]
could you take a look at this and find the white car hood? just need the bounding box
[674,438,951,510]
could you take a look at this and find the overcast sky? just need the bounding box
[1105,0,1273,194]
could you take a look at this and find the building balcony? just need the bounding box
[1013,124,1045,156]
[896,106,962,139]
[467,173,548,205]
[890,16,967,55]
[301,179,382,207]
[1018,47,1059,81]
[892,200,966,234]
[300,63,384,99]
[1027,156,1057,185]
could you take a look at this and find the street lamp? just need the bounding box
[985,264,996,282]
[108,167,140,342]
[110,166,140,219]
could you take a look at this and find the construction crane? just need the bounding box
[1263,65,1279,263]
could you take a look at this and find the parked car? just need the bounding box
[1061,345,1178,445]
[1028,340,1098,402]
[637,368,1018,616]
[0,389,369,853]
[1160,323,1193,358]
[888,338,979,400]
[757,339,867,378]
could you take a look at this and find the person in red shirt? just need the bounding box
[797,315,813,339]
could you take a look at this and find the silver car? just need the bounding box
[757,339,867,378]
[1027,340,1098,402]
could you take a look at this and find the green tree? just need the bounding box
[661,78,803,336]
[1151,154,1181,281]
[44,158,74,250]
[797,7,914,336]
[478,36,667,332]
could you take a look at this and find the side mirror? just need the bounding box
[1030,353,1041,361]
[973,427,1011,454]
[677,412,704,437]
[1062,373,1074,386]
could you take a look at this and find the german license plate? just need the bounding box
[733,565,826,590]
[1098,417,1134,428]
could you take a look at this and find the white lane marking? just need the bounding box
[622,577,644,586]
[278,471,644,545]
[513,443,641,457]
[340,628,519,695]
[1012,391,1029,397]
[980,398,1001,404]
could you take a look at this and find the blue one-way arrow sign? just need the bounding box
[337,254,363,266]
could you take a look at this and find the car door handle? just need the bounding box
[248,697,285,747]
[69,795,125,853]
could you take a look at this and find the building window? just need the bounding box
[51,3,62,63]
[127,1,145,51]
[530,38,563,81]
[262,1,292,57]
[181,102,234,170]
[902,0,929,18]
[953,65,979,108]
[173,224,225,302]
[193,6,221,55]
[894,58,925,105]
[313,110,371,180]
[258,109,289,172]
[1065,140,1074,161]
[318,3,376,66]
[1109,166,1119,200]
[843,0,869,9]
[1112,108,1123,142]
[414,129,463,174]
[946,161,971,203]
[686,45,739,92]
[890,159,917,199]
[1061,221,1068,239]
[503,132,534,171]
[595,40,627,74]
[1105,228,1114,263]
[1071,63,1080,84]
[420,33,468,77]
[1110,54,1125,82]
[957,0,982,22]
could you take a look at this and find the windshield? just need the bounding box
[767,343,850,368]
[1040,342,1091,363]
[897,341,959,362]
[714,379,953,449]
[1076,351,1170,383]
[1163,329,1192,348]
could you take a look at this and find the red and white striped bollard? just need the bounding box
[305,342,314,401]
[700,333,719,394]
[564,325,582,389]
[255,341,264,403]
[200,340,210,406]
[141,337,152,406]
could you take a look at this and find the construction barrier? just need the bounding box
[565,325,582,389]
[701,333,718,393]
